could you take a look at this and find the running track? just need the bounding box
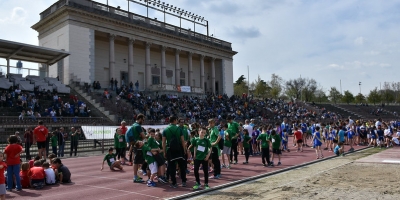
[6,140,366,200]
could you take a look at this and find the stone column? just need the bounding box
[161,46,167,85]
[128,38,135,85]
[145,42,152,90]
[109,34,115,84]
[188,52,193,87]
[200,55,205,90]
[175,49,181,85]
[211,57,216,94]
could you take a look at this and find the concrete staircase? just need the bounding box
[70,85,117,123]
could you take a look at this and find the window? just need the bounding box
[152,76,160,85]
[180,79,185,86]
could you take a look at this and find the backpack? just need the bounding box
[168,127,182,152]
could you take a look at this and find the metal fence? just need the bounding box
[0,117,115,161]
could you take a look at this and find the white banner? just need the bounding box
[180,86,191,92]
[81,125,169,139]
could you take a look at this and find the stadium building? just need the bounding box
[32,0,237,96]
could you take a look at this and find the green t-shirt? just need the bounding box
[228,121,240,139]
[270,134,281,149]
[147,137,159,149]
[209,127,219,146]
[189,137,196,152]
[223,130,233,147]
[156,139,162,149]
[69,131,79,142]
[142,144,155,164]
[243,135,251,148]
[104,153,117,167]
[162,124,182,150]
[257,133,269,148]
[194,138,211,160]
[179,126,189,142]
[51,135,58,146]
[114,133,127,148]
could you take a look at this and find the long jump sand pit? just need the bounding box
[192,147,400,200]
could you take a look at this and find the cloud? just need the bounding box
[354,36,366,45]
[0,7,27,24]
[228,26,261,41]
[364,50,380,55]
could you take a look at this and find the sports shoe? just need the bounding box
[181,182,186,187]
[277,162,281,166]
[243,162,248,164]
[170,183,178,188]
[147,181,156,187]
[212,175,220,179]
[227,165,231,169]
[234,161,238,164]
[204,184,210,190]
[270,162,274,167]
[221,164,226,168]
[133,178,144,183]
[193,182,201,190]
[158,177,167,184]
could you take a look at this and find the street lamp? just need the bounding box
[359,82,361,94]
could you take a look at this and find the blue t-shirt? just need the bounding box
[338,130,345,142]
[334,145,340,154]
[347,130,354,139]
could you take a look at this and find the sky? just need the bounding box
[1,0,399,96]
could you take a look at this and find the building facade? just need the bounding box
[32,0,237,96]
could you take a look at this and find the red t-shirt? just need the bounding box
[20,170,30,188]
[120,126,127,135]
[29,167,45,180]
[29,159,35,168]
[34,125,48,142]
[4,144,23,165]
[294,131,303,140]
[0,162,7,184]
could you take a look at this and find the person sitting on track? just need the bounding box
[101,147,123,171]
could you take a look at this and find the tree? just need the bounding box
[341,90,354,104]
[253,75,269,98]
[285,77,306,100]
[235,75,246,86]
[329,87,342,104]
[354,93,365,104]
[315,89,329,103]
[367,87,381,105]
[382,82,394,104]
[234,82,248,96]
[302,78,318,102]
[268,73,283,99]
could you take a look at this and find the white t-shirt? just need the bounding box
[243,124,253,136]
[44,168,56,184]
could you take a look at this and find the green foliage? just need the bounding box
[302,78,317,102]
[329,87,342,104]
[253,75,269,97]
[285,77,306,100]
[367,87,381,105]
[235,75,246,86]
[269,74,283,98]
[341,90,355,104]
[354,93,366,104]
[234,82,248,96]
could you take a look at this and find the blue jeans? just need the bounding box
[58,143,65,157]
[7,164,21,190]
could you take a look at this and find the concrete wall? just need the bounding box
[39,24,69,82]
[222,59,234,96]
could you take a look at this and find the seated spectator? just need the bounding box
[52,158,71,184]
[28,161,45,189]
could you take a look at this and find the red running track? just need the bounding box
[5,140,366,200]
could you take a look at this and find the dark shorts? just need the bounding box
[37,141,46,149]
[272,149,281,155]
[133,149,144,164]
[296,139,303,144]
